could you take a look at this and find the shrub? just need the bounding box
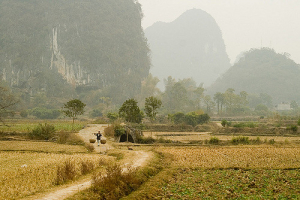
[251,137,262,144]
[171,112,210,126]
[185,113,198,127]
[233,122,256,128]
[172,112,186,124]
[136,136,156,144]
[221,120,227,127]
[269,139,275,144]
[114,124,126,137]
[197,113,210,124]
[209,137,220,144]
[298,119,300,126]
[28,123,55,140]
[231,136,249,145]
[286,125,298,132]
[92,164,142,199]
[20,110,28,118]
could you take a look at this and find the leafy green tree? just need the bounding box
[28,123,55,140]
[62,99,86,124]
[107,112,119,122]
[145,96,162,121]
[119,99,143,123]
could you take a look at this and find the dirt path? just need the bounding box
[78,124,111,154]
[33,124,152,200]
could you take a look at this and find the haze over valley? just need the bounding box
[0,0,299,116]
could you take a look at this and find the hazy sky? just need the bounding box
[138,0,300,64]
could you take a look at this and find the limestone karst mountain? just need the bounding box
[0,0,150,106]
[208,48,300,103]
[145,9,230,89]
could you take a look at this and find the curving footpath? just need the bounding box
[34,124,151,200]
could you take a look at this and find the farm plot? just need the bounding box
[124,146,300,199]
[0,142,113,200]
[157,146,300,168]
[0,120,86,133]
[143,131,300,143]
[0,141,88,153]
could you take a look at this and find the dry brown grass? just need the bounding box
[143,131,300,143]
[157,146,300,169]
[0,141,87,153]
[0,143,114,200]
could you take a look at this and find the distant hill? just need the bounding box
[208,48,300,103]
[145,9,230,89]
[0,0,150,106]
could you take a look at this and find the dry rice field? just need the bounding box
[0,142,113,200]
[0,141,88,153]
[143,131,300,143]
[157,146,300,169]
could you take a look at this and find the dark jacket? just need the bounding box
[96,133,102,140]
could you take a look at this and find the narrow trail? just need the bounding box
[33,124,151,200]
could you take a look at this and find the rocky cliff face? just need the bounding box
[145,9,230,89]
[0,0,150,104]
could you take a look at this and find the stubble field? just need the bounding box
[124,145,300,199]
[0,141,113,200]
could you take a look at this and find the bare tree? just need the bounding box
[0,84,19,123]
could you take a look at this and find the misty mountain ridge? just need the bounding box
[208,48,300,104]
[145,9,230,89]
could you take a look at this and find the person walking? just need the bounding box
[94,131,102,146]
